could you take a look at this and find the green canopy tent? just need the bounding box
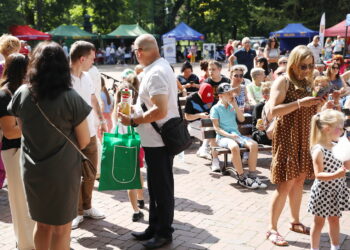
[105,24,149,39]
[49,25,98,40]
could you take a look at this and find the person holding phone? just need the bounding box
[267,45,324,246]
[177,61,200,93]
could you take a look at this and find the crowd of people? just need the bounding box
[0,31,350,250]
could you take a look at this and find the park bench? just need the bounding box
[200,116,272,174]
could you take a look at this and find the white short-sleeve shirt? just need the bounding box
[135,58,179,147]
[71,72,96,137]
[307,43,322,63]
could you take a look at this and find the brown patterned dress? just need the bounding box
[270,78,317,184]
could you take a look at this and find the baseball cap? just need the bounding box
[198,83,214,103]
[217,82,236,94]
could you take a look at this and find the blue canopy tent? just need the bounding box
[162,22,204,41]
[270,23,318,51]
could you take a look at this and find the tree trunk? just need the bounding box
[36,0,43,29]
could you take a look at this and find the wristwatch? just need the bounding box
[130,118,138,127]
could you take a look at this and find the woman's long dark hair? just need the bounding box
[266,36,279,49]
[0,53,28,94]
[257,57,269,76]
[29,41,71,100]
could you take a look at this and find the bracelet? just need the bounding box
[297,99,301,109]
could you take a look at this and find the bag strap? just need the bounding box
[35,102,89,161]
[140,95,184,135]
[141,103,161,134]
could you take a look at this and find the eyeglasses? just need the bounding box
[234,74,244,78]
[299,64,314,71]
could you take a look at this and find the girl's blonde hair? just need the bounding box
[287,45,314,90]
[0,34,20,57]
[310,109,345,149]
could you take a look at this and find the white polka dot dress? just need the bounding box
[308,145,350,217]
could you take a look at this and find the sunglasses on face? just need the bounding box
[332,66,339,70]
[299,64,314,71]
[234,74,244,78]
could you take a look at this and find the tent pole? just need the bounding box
[344,26,348,57]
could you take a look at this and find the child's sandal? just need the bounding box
[289,222,310,235]
[266,230,289,246]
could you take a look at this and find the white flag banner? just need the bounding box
[319,12,326,48]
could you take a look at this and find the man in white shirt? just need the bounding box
[119,34,178,249]
[332,35,344,55]
[69,41,107,229]
[88,65,103,177]
[307,35,322,64]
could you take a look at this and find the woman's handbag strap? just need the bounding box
[35,102,88,161]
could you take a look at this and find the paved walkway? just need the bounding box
[0,64,349,249]
[1,142,349,249]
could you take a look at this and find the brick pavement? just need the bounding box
[1,140,349,249]
[1,65,349,249]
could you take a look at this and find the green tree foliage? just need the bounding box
[0,0,24,34]
[2,0,350,43]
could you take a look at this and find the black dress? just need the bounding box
[8,85,91,225]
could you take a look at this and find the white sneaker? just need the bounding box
[71,215,84,229]
[211,158,220,172]
[242,152,249,165]
[237,176,259,189]
[83,207,105,219]
[197,147,211,159]
[253,177,267,189]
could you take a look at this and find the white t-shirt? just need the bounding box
[135,57,179,147]
[105,46,111,56]
[307,42,322,63]
[333,39,344,53]
[71,72,96,137]
[88,66,102,129]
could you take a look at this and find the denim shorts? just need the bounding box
[217,135,252,148]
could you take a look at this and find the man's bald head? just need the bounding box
[134,34,160,66]
[135,34,158,51]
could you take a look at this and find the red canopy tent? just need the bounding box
[325,20,347,37]
[9,25,51,41]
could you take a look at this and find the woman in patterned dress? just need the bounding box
[266,45,323,246]
[308,109,350,250]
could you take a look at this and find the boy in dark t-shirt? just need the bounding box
[184,83,219,171]
[204,60,230,100]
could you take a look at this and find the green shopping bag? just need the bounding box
[98,126,142,191]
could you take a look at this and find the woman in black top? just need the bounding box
[177,61,200,93]
[0,53,35,249]
[8,42,91,250]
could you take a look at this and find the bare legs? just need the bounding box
[245,140,258,172]
[228,140,258,175]
[128,175,144,212]
[34,221,72,250]
[269,173,307,232]
[310,216,340,249]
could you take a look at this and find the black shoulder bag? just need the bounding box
[141,98,191,155]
